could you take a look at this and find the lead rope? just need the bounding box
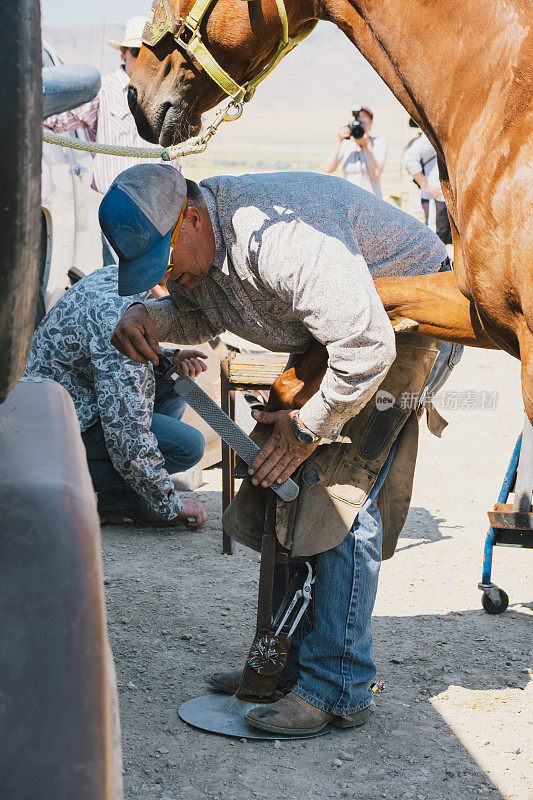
[42,96,244,161]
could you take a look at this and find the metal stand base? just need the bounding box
[178,694,332,740]
[479,412,532,613]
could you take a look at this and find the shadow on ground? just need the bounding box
[395,506,456,553]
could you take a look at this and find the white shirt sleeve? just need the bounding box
[404,133,435,176]
[371,136,387,166]
[337,138,352,166]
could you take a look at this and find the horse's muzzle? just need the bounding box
[127,83,162,144]
[127,84,138,116]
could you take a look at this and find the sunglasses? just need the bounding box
[165,199,188,273]
[130,47,141,58]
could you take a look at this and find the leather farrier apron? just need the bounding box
[222,333,443,560]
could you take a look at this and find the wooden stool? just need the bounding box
[220,352,288,554]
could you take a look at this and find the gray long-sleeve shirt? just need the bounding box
[146,172,446,439]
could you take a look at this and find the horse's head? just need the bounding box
[129,0,315,146]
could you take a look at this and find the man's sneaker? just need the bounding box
[99,504,181,527]
[245,691,373,735]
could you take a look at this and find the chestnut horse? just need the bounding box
[129,0,533,421]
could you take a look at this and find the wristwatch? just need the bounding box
[291,411,322,444]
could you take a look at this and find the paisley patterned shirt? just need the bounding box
[23,266,182,519]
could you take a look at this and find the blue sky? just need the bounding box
[42,0,150,27]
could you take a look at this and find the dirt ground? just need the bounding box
[101,347,532,800]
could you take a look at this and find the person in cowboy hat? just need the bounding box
[44,16,181,266]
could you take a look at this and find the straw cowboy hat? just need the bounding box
[105,16,145,50]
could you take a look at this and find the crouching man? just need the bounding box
[104,164,456,734]
[23,264,207,530]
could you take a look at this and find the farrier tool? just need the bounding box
[272,561,315,639]
[153,353,298,502]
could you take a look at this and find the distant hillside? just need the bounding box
[43,22,418,205]
[44,25,123,75]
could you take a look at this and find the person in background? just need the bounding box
[404,125,452,245]
[44,16,181,266]
[23,264,207,530]
[325,103,387,198]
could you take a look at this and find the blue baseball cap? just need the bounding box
[99,163,187,296]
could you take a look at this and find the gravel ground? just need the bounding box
[101,347,532,800]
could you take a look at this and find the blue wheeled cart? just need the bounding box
[479,415,533,614]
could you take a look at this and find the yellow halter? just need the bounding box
[142,0,317,104]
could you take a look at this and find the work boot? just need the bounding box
[208,669,289,699]
[208,669,242,695]
[99,504,181,527]
[245,691,373,735]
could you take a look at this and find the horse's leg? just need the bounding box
[249,341,328,443]
[267,341,327,411]
[374,271,501,351]
[254,270,529,443]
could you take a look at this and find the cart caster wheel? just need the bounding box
[482,588,509,615]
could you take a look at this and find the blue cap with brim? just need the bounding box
[98,163,186,295]
[117,229,171,296]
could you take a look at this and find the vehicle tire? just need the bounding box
[482,588,509,615]
[0,0,42,403]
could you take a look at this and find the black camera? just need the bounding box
[348,118,365,139]
[345,105,366,140]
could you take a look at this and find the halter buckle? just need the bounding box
[173,18,201,50]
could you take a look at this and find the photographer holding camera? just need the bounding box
[325,104,387,198]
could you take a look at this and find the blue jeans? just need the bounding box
[275,442,396,715]
[425,341,463,397]
[274,340,460,714]
[82,373,204,512]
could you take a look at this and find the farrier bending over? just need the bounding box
[104,165,450,735]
